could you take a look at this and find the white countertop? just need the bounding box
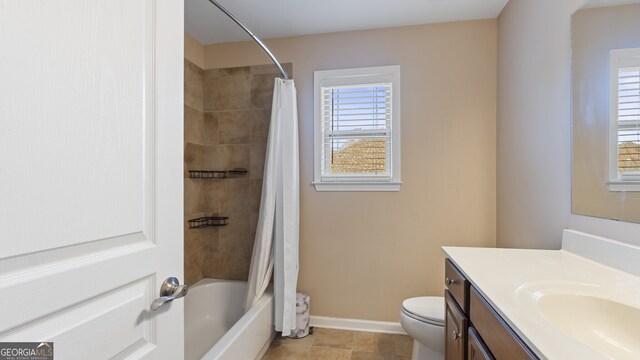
[442,231,640,360]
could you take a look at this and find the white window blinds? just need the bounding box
[320,84,392,180]
[617,65,640,174]
[313,65,401,191]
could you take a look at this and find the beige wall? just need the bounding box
[496,0,578,249]
[203,21,497,321]
[572,5,640,223]
[185,32,204,69]
[497,0,640,249]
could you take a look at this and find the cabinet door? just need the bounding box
[445,290,467,360]
[470,287,538,359]
[468,327,494,360]
[445,259,469,312]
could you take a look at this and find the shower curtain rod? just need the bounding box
[208,0,289,80]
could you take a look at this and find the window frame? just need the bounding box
[313,65,401,192]
[608,48,640,192]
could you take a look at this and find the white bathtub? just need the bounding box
[185,279,275,360]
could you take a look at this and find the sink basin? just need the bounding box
[538,294,640,359]
[515,281,640,359]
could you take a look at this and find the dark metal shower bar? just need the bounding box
[207,0,289,80]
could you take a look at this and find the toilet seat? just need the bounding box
[401,297,445,326]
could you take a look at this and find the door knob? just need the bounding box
[151,277,188,311]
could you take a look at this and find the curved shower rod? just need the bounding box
[207,0,289,80]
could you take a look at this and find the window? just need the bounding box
[313,66,401,191]
[608,48,640,191]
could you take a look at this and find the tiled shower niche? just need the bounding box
[183,59,293,285]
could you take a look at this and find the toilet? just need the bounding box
[400,296,445,360]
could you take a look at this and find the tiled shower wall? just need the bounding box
[183,59,292,285]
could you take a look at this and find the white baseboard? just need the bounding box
[309,315,407,335]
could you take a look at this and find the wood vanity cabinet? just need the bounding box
[445,290,467,360]
[468,327,494,360]
[445,259,469,312]
[444,259,538,360]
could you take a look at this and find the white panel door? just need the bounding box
[0,0,184,359]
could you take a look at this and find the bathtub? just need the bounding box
[185,279,275,360]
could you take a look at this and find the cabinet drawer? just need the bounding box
[445,259,469,312]
[445,290,466,360]
[469,287,538,360]
[468,327,494,360]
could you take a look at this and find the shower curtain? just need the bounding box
[244,78,299,337]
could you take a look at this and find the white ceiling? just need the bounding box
[583,0,640,8]
[185,0,510,45]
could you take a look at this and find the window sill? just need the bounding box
[313,181,402,192]
[607,181,640,192]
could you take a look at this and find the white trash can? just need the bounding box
[289,293,311,339]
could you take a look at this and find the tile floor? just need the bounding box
[261,327,413,360]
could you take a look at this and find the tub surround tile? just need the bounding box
[185,143,250,172]
[184,143,216,172]
[251,108,271,144]
[250,211,259,243]
[249,64,277,75]
[219,179,251,213]
[210,244,252,280]
[204,74,251,111]
[184,246,204,286]
[185,62,292,284]
[184,60,203,110]
[184,179,205,215]
[184,258,201,286]
[219,110,251,144]
[183,222,204,252]
[250,179,263,213]
[184,143,217,171]
[206,211,253,280]
[217,66,251,77]
[219,144,251,171]
[282,63,293,78]
[250,144,267,180]
[202,180,220,213]
[203,227,220,247]
[185,219,218,244]
[204,68,220,78]
[218,213,253,272]
[202,70,216,111]
[184,107,217,147]
[184,261,201,283]
[251,73,277,109]
[184,105,204,145]
[202,112,219,145]
[202,244,219,279]
[218,211,253,250]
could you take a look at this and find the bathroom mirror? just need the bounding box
[571,0,640,223]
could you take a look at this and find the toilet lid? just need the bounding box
[402,297,445,325]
